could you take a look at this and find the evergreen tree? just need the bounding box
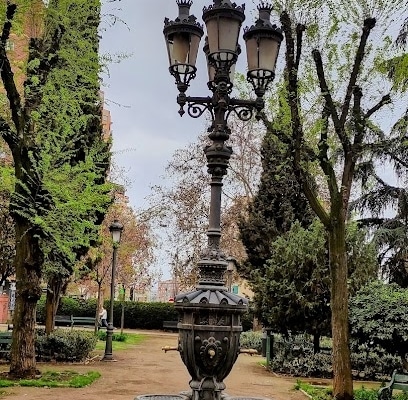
[252,219,377,353]
[239,130,314,275]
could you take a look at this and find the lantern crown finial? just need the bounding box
[258,2,273,12]
[176,0,193,5]
[176,0,193,20]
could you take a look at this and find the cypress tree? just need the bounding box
[239,130,314,276]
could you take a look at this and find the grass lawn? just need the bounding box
[0,370,100,388]
[94,332,145,351]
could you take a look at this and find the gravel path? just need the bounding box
[0,330,307,400]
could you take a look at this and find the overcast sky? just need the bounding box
[99,1,261,280]
[100,0,258,211]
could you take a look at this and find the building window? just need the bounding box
[5,40,14,51]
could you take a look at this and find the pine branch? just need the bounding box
[386,152,408,169]
[356,217,385,227]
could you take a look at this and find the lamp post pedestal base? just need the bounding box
[102,323,115,361]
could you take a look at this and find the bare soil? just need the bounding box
[0,330,308,400]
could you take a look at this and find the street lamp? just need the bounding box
[162,2,283,400]
[102,219,123,361]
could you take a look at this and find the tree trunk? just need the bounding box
[313,332,320,354]
[9,221,42,378]
[45,277,65,335]
[95,282,103,334]
[328,215,353,400]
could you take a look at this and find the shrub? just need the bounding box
[271,350,333,378]
[350,281,408,365]
[96,331,127,342]
[35,329,97,361]
[269,334,399,380]
[240,331,263,353]
[350,341,400,381]
[353,388,379,400]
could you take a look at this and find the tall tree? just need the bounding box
[0,0,111,377]
[262,1,408,397]
[0,0,64,377]
[38,0,112,335]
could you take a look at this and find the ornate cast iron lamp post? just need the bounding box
[161,2,283,400]
[103,219,123,361]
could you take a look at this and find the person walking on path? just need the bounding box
[99,306,108,328]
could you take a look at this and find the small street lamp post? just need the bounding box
[103,219,123,361]
[226,257,236,292]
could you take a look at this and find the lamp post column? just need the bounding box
[103,243,118,360]
[103,219,123,361]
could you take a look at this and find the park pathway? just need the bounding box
[1,330,307,400]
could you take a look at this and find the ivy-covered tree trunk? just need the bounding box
[328,210,352,399]
[9,220,42,378]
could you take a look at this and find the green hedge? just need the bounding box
[37,297,254,331]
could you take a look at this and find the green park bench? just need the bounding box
[0,332,12,360]
[72,316,97,328]
[55,314,73,327]
[379,370,408,400]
